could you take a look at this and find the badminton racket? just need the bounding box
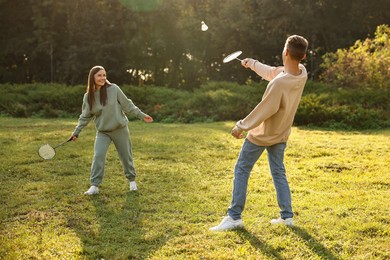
[38,137,72,160]
[223,51,243,63]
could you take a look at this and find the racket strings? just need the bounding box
[38,144,56,160]
[223,51,242,63]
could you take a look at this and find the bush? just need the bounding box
[189,82,264,121]
[0,81,388,129]
[296,81,389,129]
[320,24,390,89]
[0,83,85,117]
[121,85,194,122]
[121,82,266,123]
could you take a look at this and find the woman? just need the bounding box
[71,65,153,195]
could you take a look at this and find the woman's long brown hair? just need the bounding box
[86,66,111,110]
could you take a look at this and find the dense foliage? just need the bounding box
[0,82,388,129]
[1,0,389,88]
[320,25,390,89]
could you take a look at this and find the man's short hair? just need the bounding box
[285,35,308,61]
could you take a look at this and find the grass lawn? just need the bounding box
[0,118,389,259]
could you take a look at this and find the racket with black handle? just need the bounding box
[38,137,73,160]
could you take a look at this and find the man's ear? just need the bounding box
[302,53,307,60]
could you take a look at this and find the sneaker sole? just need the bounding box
[210,223,244,231]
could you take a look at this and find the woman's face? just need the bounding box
[94,69,106,88]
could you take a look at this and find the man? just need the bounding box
[210,35,308,231]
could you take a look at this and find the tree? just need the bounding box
[0,0,34,83]
[0,0,389,86]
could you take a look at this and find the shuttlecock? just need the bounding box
[201,21,208,31]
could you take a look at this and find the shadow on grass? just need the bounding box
[289,226,341,260]
[67,191,171,259]
[235,229,284,260]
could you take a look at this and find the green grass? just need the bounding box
[0,118,389,259]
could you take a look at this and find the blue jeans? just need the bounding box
[227,139,293,220]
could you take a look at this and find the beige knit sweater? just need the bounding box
[236,61,307,146]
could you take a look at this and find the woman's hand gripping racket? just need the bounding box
[38,137,73,160]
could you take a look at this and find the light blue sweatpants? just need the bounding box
[90,126,136,186]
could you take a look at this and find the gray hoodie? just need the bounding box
[72,84,146,136]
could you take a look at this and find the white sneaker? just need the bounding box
[129,181,137,191]
[84,186,99,195]
[210,216,244,231]
[271,217,294,226]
